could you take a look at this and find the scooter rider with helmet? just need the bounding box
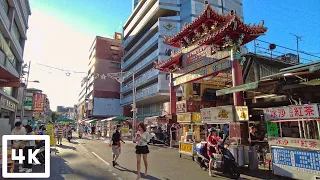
[207,127,223,177]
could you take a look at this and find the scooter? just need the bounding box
[67,129,72,142]
[149,132,170,146]
[35,141,45,164]
[195,134,240,179]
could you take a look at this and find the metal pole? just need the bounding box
[132,72,136,142]
[20,61,31,121]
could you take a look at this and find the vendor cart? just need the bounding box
[264,104,320,180]
[200,105,250,167]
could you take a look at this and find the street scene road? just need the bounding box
[53,134,270,180]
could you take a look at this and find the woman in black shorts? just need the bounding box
[135,123,150,180]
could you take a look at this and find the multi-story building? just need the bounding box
[77,33,123,121]
[121,0,243,122]
[0,0,31,127]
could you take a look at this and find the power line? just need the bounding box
[36,63,87,74]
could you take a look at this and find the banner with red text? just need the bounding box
[263,104,319,121]
[33,93,46,112]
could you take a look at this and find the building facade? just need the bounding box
[77,33,123,120]
[0,0,31,127]
[121,0,243,122]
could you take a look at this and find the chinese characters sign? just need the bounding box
[0,96,16,112]
[173,59,232,86]
[177,113,192,123]
[200,105,234,123]
[271,147,320,176]
[268,137,320,150]
[235,106,249,121]
[263,104,320,120]
[33,94,46,112]
[267,121,279,137]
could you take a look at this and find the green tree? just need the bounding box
[51,111,59,123]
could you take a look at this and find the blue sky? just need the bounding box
[25,0,320,109]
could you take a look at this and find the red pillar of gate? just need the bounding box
[232,50,244,106]
[169,73,177,115]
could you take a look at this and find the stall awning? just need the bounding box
[86,119,97,123]
[216,81,259,96]
[106,116,130,121]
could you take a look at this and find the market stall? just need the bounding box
[200,105,249,166]
[177,112,203,161]
[264,104,320,180]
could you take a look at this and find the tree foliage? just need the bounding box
[51,111,59,122]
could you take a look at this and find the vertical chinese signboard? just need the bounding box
[33,94,46,112]
[263,104,320,120]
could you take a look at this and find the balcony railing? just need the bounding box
[122,33,159,70]
[121,83,159,104]
[121,69,159,93]
[123,50,157,80]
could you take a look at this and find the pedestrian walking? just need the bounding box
[20,125,35,173]
[109,125,125,167]
[56,124,64,145]
[84,124,89,135]
[135,123,150,180]
[91,124,96,139]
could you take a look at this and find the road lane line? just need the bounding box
[77,141,89,153]
[112,173,117,176]
[92,152,110,166]
[117,178,123,180]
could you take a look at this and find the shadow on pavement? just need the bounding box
[56,144,76,150]
[115,165,161,180]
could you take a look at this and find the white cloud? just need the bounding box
[24,10,95,111]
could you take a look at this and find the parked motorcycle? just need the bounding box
[149,132,170,146]
[195,134,240,179]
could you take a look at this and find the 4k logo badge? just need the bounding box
[2,135,50,178]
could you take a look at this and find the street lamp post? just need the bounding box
[107,71,136,141]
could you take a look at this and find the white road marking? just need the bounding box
[92,152,110,166]
[108,169,112,172]
[117,178,123,180]
[112,173,117,176]
[77,142,89,153]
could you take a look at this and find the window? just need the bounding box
[110,62,120,69]
[0,0,9,15]
[3,87,13,96]
[112,54,120,60]
[12,20,22,44]
[110,45,120,51]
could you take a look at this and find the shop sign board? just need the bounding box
[173,59,232,86]
[271,147,320,179]
[185,50,231,73]
[179,142,193,153]
[177,113,192,123]
[191,113,202,124]
[33,93,46,112]
[234,106,249,121]
[268,137,320,150]
[0,96,16,112]
[263,104,320,121]
[200,105,234,123]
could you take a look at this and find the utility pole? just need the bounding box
[20,61,31,121]
[290,33,302,63]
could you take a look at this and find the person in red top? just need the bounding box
[207,127,222,177]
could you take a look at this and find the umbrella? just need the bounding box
[57,117,73,122]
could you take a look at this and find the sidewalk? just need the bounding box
[0,148,64,180]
